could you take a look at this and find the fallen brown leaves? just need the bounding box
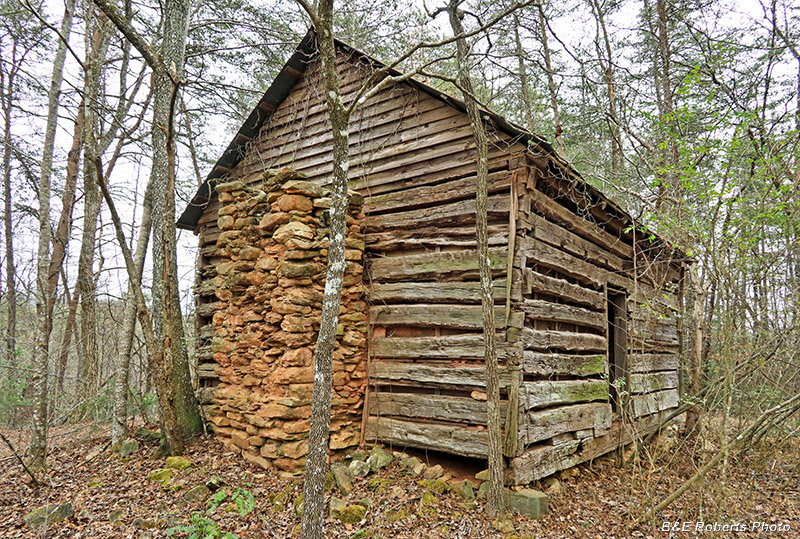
[0,425,796,539]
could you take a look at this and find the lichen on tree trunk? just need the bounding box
[447,0,504,518]
[300,9,352,538]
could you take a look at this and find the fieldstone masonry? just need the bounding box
[205,167,367,474]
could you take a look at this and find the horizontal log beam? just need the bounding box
[365,416,488,458]
[523,268,605,310]
[523,379,609,410]
[522,402,612,446]
[369,392,507,425]
[369,360,513,389]
[520,328,607,353]
[630,389,679,418]
[370,304,523,330]
[521,299,606,331]
[522,352,607,377]
[370,248,507,281]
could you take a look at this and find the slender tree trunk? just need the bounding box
[535,5,564,154]
[512,15,534,133]
[589,0,621,180]
[91,0,202,454]
[56,283,79,393]
[684,268,705,435]
[75,11,110,414]
[654,0,681,214]
[1,51,17,371]
[447,0,504,518]
[47,100,84,348]
[112,182,153,445]
[30,0,77,468]
[149,0,202,451]
[300,6,351,537]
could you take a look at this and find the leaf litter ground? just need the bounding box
[0,424,797,538]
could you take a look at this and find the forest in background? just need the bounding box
[0,0,799,534]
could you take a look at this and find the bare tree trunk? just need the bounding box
[512,15,534,133]
[91,0,202,455]
[535,5,564,154]
[30,0,77,469]
[112,182,153,445]
[1,46,17,371]
[150,0,202,451]
[447,0,504,518]
[588,0,621,180]
[75,11,110,414]
[47,100,84,355]
[300,5,351,537]
[654,0,681,213]
[684,267,705,435]
[56,283,79,393]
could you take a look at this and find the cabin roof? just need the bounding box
[177,30,686,262]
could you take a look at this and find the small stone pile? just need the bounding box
[205,167,367,474]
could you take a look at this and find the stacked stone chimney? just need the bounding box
[205,167,367,475]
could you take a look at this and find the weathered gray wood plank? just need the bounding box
[529,213,624,271]
[370,248,507,281]
[365,416,488,458]
[522,352,607,377]
[364,193,511,232]
[522,268,605,310]
[370,304,523,330]
[370,335,515,360]
[630,389,679,417]
[365,170,511,215]
[505,439,581,484]
[369,392,507,425]
[522,379,609,410]
[629,353,679,373]
[522,402,612,445]
[520,328,607,353]
[369,360,513,389]
[370,280,508,304]
[521,299,606,330]
[527,186,633,259]
[630,372,679,394]
[365,224,510,252]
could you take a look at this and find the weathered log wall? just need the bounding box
[505,158,683,484]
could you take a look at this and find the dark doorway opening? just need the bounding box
[607,290,628,412]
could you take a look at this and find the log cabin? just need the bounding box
[178,31,689,483]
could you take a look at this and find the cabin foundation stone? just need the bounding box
[204,168,367,474]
